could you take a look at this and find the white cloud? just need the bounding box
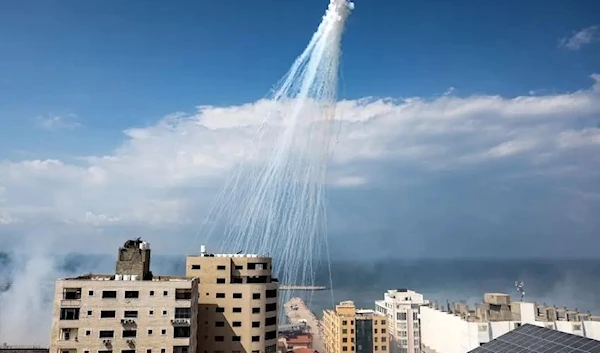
[35,113,81,130]
[0,74,598,253]
[559,25,600,50]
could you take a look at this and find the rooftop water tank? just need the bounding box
[123,274,131,281]
[131,275,139,281]
[115,274,123,281]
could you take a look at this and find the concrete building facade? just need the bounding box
[323,301,389,353]
[186,246,279,353]
[420,293,600,353]
[375,290,429,353]
[49,239,199,353]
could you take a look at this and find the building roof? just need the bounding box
[61,274,194,282]
[287,335,311,345]
[468,324,600,353]
[292,348,315,353]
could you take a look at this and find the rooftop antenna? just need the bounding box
[515,280,525,300]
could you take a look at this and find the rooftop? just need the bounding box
[468,324,600,353]
[62,274,194,282]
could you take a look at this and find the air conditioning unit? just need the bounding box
[103,339,112,345]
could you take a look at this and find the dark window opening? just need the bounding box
[60,308,80,320]
[216,321,225,327]
[233,321,242,327]
[102,290,117,299]
[122,330,137,338]
[216,278,226,284]
[252,321,260,328]
[99,330,114,338]
[234,265,243,270]
[217,265,226,270]
[231,277,243,284]
[265,303,277,312]
[124,291,139,299]
[247,276,269,284]
[252,307,260,314]
[252,336,260,342]
[265,330,277,340]
[216,293,225,298]
[174,327,190,338]
[175,308,191,319]
[266,289,277,298]
[253,293,261,300]
[124,311,138,318]
[265,316,277,326]
[247,262,267,270]
[216,307,225,313]
[176,288,192,300]
[63,288,82,300]
[232,336,241,342]
[233,293,242,299]
[233,307,242,313]
[191,265,201,270]
[101,310,116,318]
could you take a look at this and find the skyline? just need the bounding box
[0,0,599,258]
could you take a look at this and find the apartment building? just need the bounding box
[375,290,429,353]
[323,301,389,353]
[49,239,199,353]
[186,245,279,353]
[420,292,600,353]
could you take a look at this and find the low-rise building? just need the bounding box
[420,292,600,353]
[323,301,388,353]
[49,239,199,353]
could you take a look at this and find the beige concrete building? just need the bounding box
[186,245,279,353]
[323,301,389,353]
[49,239,199,353]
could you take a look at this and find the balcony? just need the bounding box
[171,319,191,326]
[60,300,81,307]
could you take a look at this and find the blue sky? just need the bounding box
[0,0,599,258]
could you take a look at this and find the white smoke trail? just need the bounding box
[196,0,353,305]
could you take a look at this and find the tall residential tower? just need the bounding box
[186,245,279,353]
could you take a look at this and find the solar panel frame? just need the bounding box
[468,324,600,353]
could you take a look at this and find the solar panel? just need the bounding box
[468,324,600,353]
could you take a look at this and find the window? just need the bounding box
[150,290,155,296]
[124,311,138,318]
[122,350,135,353]
[231,277,243,284]
[216,278,226,284]
[87,310,92,316]
[232,336,241,341]
[382,328,386,333]
[252,321,260,328]
[252,336,260,342]
[343,338,348,343]
[217,265,226,270]
[86,330,91,336]
[397,312,407,321]
[252,307,260,314]
[102,290,117,299]
[266,289,277,298]
[163,291,168,296]
[124,291,139,299]
[175,308,191,319]
[60,308,80,320]
[265,330,276,340]
[235,265,243,270]
[374,328,378,333]
[413,312,418,320]
[265,316,276,326]
[63,288,82,300]
[99,330,114,338]
[382,337,387,343]
[101,310,116,318]
[216,307,225,313]
[216,321,225,327]
[233,293,242,299]
[161,350,165,353]
[216,293,225,298]
[88,290,94,296]
[176,288,192,300]
[343,328,348,333]
[375,337,378,343]
[191,265,201,270]
[253,293,261,300]
[381,320,386,325]
[99,351,113,353]
[148,329,153,335]
[382,346,386,351]
[351,320,354,325]
[266,345,277,353]
[174,327,191,338]
[161,329,167,335]
[233,321,242,327]
[343,347,348,352]
[163,310,167,316]
[215,336,224,342]
[233,307,242,313]
[147,350,152,353]
[248,262,267,270]
[265,303,276,312]
[123,330,137,338]
[149,310,154,315]
[173,347,188,353]
[343,320,347,325]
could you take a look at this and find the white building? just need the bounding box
[420,293,600,353]
[375,289,430,353]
